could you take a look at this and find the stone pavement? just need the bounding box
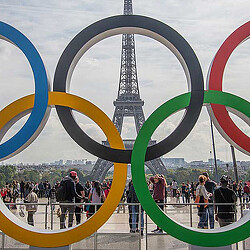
[0,198,249,249]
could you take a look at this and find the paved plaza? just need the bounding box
[0,198,249,249]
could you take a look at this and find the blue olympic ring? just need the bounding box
[0,22,49,160]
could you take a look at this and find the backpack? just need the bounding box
[55,182,67,202]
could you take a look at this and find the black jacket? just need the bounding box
[128,185,139,203]
[61,176,81,202]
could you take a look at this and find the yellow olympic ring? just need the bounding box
[0,92,127,248]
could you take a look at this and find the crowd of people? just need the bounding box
[168,173,250,229]
[0,172,249,233]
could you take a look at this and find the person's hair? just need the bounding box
[28,186,33,193]
[94,181,101,197]
[202,172,208,178]
[199,175,207,184]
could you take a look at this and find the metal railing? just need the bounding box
[0,201,249,249]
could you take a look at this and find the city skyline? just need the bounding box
[2,156,250,167]
[0,0,249,164]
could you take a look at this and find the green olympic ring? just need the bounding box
[131,90,250,247]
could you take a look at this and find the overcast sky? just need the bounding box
[0,0,249,164]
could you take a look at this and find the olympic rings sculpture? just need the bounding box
[0,15,249,248]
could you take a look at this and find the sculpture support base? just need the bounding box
[30,246,71,250]
[189,245,232,250]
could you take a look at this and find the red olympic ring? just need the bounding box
[208,21,250,155]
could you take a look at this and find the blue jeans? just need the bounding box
[205,205,214,229]
[131,205,144,231]
[182,193,185,203]
[198,207,207,229]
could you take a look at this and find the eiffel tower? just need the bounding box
[90,0,167,181]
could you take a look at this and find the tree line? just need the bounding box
[0,165,249,187]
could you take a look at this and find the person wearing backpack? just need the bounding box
[59,171,83,229]
[214,175,237,227]
[25,186,38,226]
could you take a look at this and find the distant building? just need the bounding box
[65,160,72,165]
[208,158,223,166]
[162,158,186,168]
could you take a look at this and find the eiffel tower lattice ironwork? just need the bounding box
[90,0,167,181]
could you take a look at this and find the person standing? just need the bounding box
[1,187,10,209]
[232,181,237,193]
[175,189,181,203]
[196,175,210,229]
[16,181,20,195]
[49,186,56,212]
[1,187,7,201]
[38,182,44,198]
[20,180,25,199]
[84,180,91,198]
[75,177,85,225]
[126,180,133,232]
[150,175,166,233]
[237,181,243,203]
[12,181,19,209]
[102,180,108,192]
[25,186,38,226]
[185,183,191,204]
[88,181,105,218]
[203,172,217,229]
[214,175,237,227]
[128,180,144,235]
[59,171,82,229]
[24,182,30,199]
[243,182,250,208]
[191,182,196,200]
[45,180,51,200]
[33,182,39,195]
[172,180,178,197]
[181,183,186,203]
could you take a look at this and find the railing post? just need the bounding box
[50,203,54,230]
[189,204,193,227]
[138,204,141,250]
[145,212,148,250]
[234,203,239,250]
[240,202,246,250]
[45,204,48,230]
[1,232,5,250]
[94,204,97,250]
[240,202,244,218]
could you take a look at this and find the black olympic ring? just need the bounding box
[53,15,204,163]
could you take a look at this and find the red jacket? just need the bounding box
[243,186,250,194]
[150,176,166,201]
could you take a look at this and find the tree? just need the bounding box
[0,173,5,187]
[17,170,40,183]
[0,165,17,184]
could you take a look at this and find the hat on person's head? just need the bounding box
[70,171,77,177]
[220,175,228,183]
